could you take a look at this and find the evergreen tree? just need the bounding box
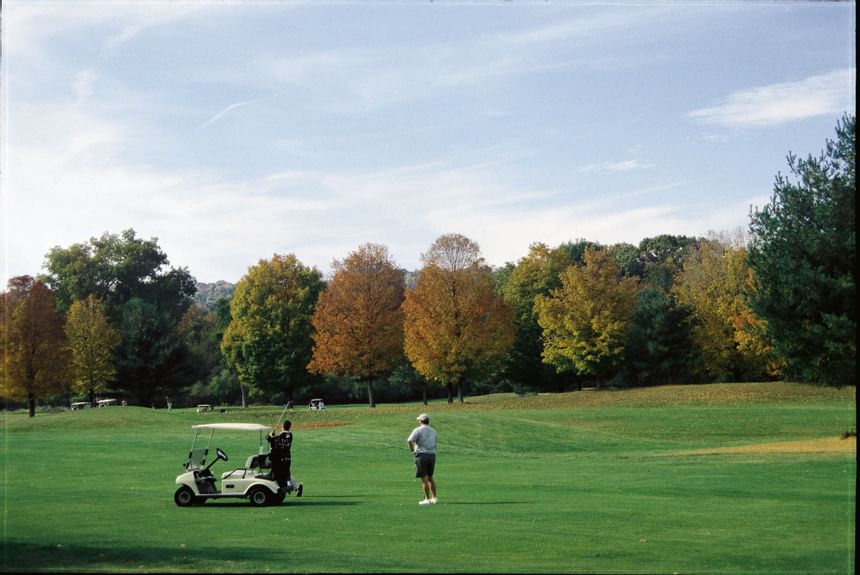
[748,114,855,386]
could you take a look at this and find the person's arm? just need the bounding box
[408,440,416,453]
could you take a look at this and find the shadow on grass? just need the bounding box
[192,498,358,508]
[441,500,529,505]
[1,540,296,572]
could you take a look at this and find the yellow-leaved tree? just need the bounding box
[672,230,777,381]
[403,233,515,403]
[535,247,639,386]
[65,294,121,406]
[308,243,405,407]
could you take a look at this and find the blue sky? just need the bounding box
[2,1,855,284]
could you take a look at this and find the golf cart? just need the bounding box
[173,423,302,507]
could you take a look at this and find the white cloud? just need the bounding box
[2,87,759,283]
[576,159,653,174]
[72,69,98,101]
[687,68,856,128]
[199,98,269,129]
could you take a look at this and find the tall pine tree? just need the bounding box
[748,115,855,386]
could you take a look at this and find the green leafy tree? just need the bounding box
[65,295,121,405]
[41,229,197,403]
[611,235,701,387]
[177,304,229,403]
[621,287,697,386]
[535,247,639,385]
[222,254,325,402]
[308,243,405,408]
[501,243,580,391]
[748,114,855,386]
[635,235,700,290]
[1,277,72,416]
[403,234,515,402]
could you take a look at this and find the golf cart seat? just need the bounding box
[245,453,271,470]
[221,453,274,481]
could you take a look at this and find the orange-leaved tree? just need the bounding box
[403,233,515,403]
[1,276,72,416]
[308,243,405,407]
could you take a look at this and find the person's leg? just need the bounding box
[426,455,437,501]
[274,458,289,486]
[421,476,432,499]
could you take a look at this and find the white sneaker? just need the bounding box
[430,497,438,504]
[419,499,431,505]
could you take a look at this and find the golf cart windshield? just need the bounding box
[186,448,209,470]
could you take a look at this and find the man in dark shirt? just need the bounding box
[267,420,294,490]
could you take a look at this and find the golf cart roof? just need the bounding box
[191,423,271,432]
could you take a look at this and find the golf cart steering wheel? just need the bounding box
[216,447,229,462]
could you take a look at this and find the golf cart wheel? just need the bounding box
[248,486,272,507]
[174,486,195,507]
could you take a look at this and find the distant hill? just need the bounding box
[194,280,236,310]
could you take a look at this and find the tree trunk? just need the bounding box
[367,379,376,408]
[240,382,247,408]
[446,384,453,404]
[89,390,95,407]
[457,382,463,403]
[422,387,427,406]
[28,395,36,418]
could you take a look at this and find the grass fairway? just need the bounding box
[1,382,855,573]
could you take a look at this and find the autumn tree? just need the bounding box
[0,277,71,416]
[65,295,121,405]
[307,243,405,407]
[535,247,639,386]
[222,254,324,403]
[748,114,855,386]
[673,231,775,382]
[403,234,515,403]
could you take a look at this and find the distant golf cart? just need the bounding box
[308,398,326,410]
[70,401,90,411]
[174,423,302,507]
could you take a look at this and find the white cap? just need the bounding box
[417,413,429,422]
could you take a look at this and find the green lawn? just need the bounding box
[1,382,855,573]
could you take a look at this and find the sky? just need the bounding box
[1,1,855,284]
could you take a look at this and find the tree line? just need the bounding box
[1,115,854,415]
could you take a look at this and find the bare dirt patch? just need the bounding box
[294,421,352,429]
[678,436,856,456]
